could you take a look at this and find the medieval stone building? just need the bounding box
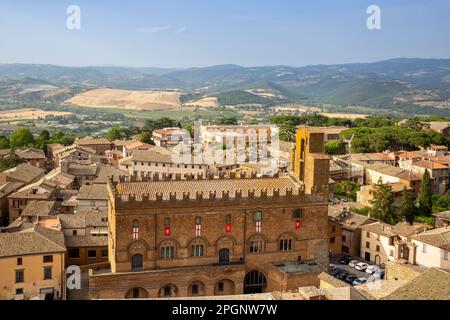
[88,127,330,299]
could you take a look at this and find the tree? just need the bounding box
[216,117,238,125]
[398,187,417,225]
[370,182,398,224]
[140,131,154,144]
[324,140,344,155]
[0,151,25,172]
[0,135,10,149]
[417,169,433,216]
[10,128,35,149]
[39,129,51,142]
[106,125,122,141]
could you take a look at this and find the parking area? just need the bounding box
[328,254,385,286]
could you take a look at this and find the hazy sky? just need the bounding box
[0,0,449,68]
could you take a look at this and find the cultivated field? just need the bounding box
[0,108,72,122]
[184,97,220,108]
[321,112,369,119]
[65,88,183,111]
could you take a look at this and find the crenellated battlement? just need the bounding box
[107,175,328,211]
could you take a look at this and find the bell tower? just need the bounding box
[291,126,330,193]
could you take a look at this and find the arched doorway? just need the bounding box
[218,248,230,264]
[131,254,143,271]
[125,287,149,299]
[244,270,267,294]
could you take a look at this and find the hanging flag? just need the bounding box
[256,221,262,233]
[295,220,302,230]
[165,226,171,238]
[195,224,202,237]
[132,227,139,240]
[226,223,231,234]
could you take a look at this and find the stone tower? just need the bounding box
[290,126,330,193]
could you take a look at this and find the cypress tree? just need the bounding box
[399,187,417,225]
[417,169,433,216]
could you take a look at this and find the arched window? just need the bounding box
[253,211,262,222]
[160,240,175,259]
[191,244,204,257]
[279,235,293,251]
[248,235,264,254]
[226,215,232,224]
[195,216,201,225]
[132,220,139,240]
[293,209,302,219]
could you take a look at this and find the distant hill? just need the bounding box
[1,58,450,115]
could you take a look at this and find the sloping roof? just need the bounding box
[93,164,128,183]
[392,222,427,237]
[361,222,397,237]
[59,210,107,229]
[64,235,108,248]
[131,149,174,163]
[0,181,24,199]
[0,226,65,258]
[21,201,57,217]
[2,163,45,184]
[112,139,139,148]
[383,268,450,300]
[9,179,55,199]
[76,136,111,146]
[428,121,450,133]
[59,214,86,229]
[116,175,303,200]
[328,206,375,230]
[411,227,450,250]
[412,159,448,170]
[15,148,46,160]
[77,184,108,201]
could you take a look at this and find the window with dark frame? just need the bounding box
[15,270,24,283]
[43,255,53,263]
[44,267,52,280]
[17,258,22,266]
[88,250,97,258]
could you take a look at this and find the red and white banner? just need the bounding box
[256,221,262,233]
[195,224,202,237]
[132,227,139,240]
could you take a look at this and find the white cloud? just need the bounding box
[137,26,171,33]
[175,27,187,34]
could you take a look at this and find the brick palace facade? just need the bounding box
[88,127,331,299]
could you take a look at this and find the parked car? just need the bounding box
[349,260,360,268]
[355,262,369,271]
[336,270,349,280]
[329,264,336,270]
[345,274,358,284]
[330,268,344,276]
[339,255,352,265]
[352,278,368,286]
[365,265,380,274]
